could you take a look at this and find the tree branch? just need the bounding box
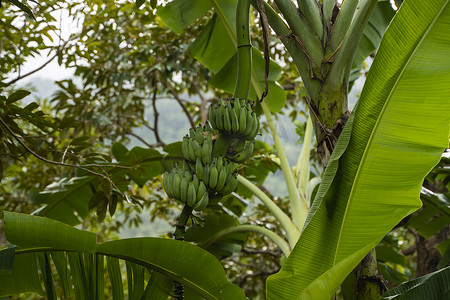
[163,80,196,128]
[151,81,165,145]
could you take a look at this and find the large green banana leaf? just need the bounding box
[0,212,246,299]
[267,0,450,299]
[382,266,450,299]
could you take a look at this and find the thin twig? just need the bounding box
[6,35,77,85]
[0,116,131,173]
[191,80,208,124]
[163,81,196,128]
[128,131,154,148]
[151,81,165,145]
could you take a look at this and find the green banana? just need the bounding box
[188,138,196,161]
[196,181,207,202]
[203,163,210,186]
[173,173,182,199]
[180,177,188,204]
[209,163,218,189]
[192,174,199,191]
[238,106,247,135]
[187,182,197,207]
[195,158,203,181]
[201,133,212,165]
[215,168,227,192]
[182,135,191,161]
[243,109,254,138]
[163,172,172,198]
[208,105,217,129]
[189,128,195,139]
[195,129,204,144]
[219,174,236,195]
[223,105,232,132]
[248,112,260,140]
[230,106,239,133]
[192,139,202,157]
[216,157,223,173]
[226,160,235,175]
[216,104,225,131]
[184,170,192,182]
[193,193,209,211]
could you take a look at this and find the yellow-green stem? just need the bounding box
[238,175,299,248]
[252,76,309,231]
[201,224,291,257]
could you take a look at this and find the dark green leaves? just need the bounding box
[1,213,246,299]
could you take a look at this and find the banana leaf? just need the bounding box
[267,1,450,298]
[382,266,450,299]
[0,212,246,299]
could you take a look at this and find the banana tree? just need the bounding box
[155,0,450,298]
[1,0,450,299]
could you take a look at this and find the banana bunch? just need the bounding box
[208,98,260,140]
[195,157,238,194]
[182,126,214,165]
[163,167,209,211]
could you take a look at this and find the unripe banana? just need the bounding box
[219,174,236,195]
[163,172,173,198]
[201,133,212,165]
[196,181,207,202]
[248,112,260,140]
[209,163,219,189]
[216,157,223,173]
[226,160,235,175]
[180,177,188,204]
[192,174,199,191]
[195,130,204,144]
[192,139,202,157]
[216,104,224,131]
[195,158,204,181]
[182,135,191,161]
[187,182,197,207]
[238,107,247,134]
[184,170,192,182]
[203,163,210,186]
[188,138,196,161]
[189,128,195,139]
[223,105,232,132]
[215,168,227,192]
[193,193,209,211]
[243,109,254,138]
[173,173,182,199]
[208,106,217,129]
[230,107,239,133]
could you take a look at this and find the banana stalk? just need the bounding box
[233,0,252,99]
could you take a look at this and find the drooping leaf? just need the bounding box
[1,213,245,299]
[97,238,246,299]
[0,251,43,297]
[267,1,450,298]
[3,212,96,252]
[382,266,450,299]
